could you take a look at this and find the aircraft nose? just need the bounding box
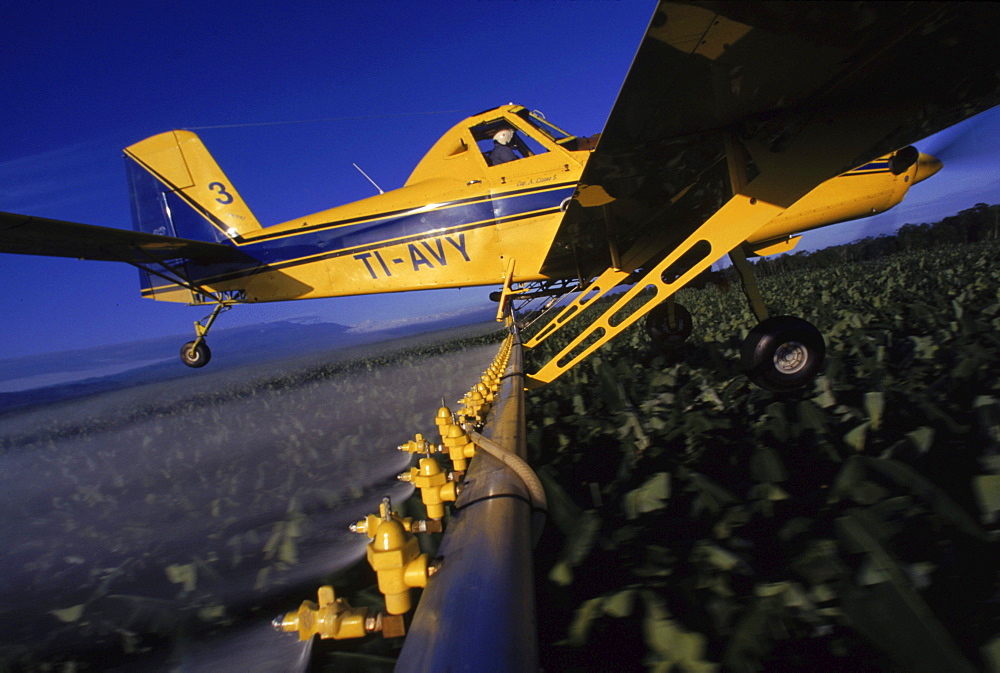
[913,152,943,184]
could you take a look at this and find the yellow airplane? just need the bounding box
[1,2,996,392]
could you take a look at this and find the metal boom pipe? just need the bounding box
[395,325,538,672]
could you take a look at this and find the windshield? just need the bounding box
[516,109,575,143]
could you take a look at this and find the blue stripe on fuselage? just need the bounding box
[242,198,498,267]
[164,183,577,291]
[845,160,891,176]
[492,184,571,221]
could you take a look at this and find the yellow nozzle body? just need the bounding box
[274,585,370,641]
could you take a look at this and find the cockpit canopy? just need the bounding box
[404,105,592,186]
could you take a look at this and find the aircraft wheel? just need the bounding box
[645,302,693,346]
[741,316,824,392]
[180,340,211,368]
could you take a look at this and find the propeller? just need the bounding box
[915,105,1000,169]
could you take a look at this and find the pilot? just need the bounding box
[489,127,531,165]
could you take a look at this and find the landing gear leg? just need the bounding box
[728,246,768,323]
[180,303,230,368]
[729,247,824,391]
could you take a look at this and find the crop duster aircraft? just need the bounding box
[2,2,999,392]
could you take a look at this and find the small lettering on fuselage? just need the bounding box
[516,174,557,188]
[354,234,471,280]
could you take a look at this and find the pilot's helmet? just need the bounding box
[493,128,514,145]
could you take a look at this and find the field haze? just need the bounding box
[0,322,503,672]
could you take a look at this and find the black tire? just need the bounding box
[180,340,211,368]
[740,316,824,392]
[645,302,693,346]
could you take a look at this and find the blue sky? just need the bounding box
[1,2,999,360]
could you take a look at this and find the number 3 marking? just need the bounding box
[208,182,234,205]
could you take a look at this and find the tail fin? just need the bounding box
[124,130,262,243]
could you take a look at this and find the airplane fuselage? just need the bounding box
[132,106,587,304]
[117,104,937,308]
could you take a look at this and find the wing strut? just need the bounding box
[526,190,784,388]
[525,190,713,351]
[523,265,631,349]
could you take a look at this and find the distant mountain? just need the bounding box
[0,305,498,413]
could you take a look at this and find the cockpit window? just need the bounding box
[516,109,576,144]
[470,119,549,166]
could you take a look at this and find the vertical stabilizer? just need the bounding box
[124,130,262,243]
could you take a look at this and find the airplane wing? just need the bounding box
[543,1,1000,276]
[0,211,253,265]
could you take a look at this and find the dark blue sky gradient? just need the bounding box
[1,2,998,359]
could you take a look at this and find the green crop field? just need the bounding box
[525,239,1000,672]
[10,225,996,671]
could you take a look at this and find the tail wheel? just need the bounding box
[180,340,212,368]
[741,316,824,392]
[645,302,693,346]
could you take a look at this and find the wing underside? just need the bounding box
[544,1,1000,276]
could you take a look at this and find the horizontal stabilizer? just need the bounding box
[0,211,253,265]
